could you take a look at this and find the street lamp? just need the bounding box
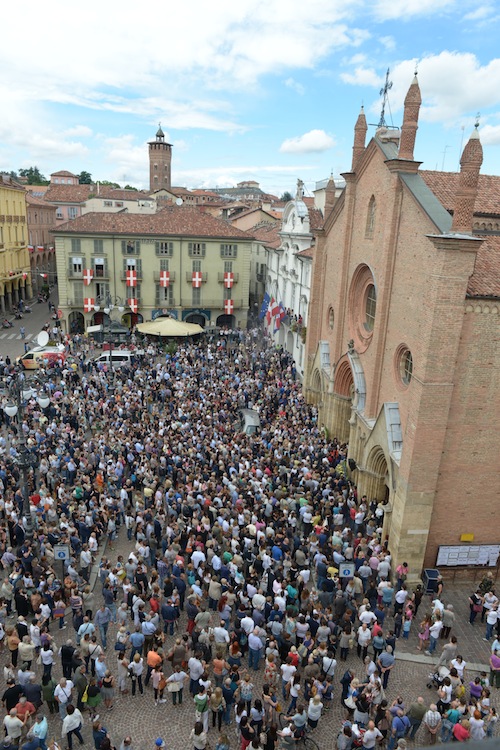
[2,373,50,547]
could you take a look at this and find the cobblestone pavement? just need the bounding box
[6,526,496,750]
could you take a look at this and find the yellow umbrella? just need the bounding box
[136,318,205,337]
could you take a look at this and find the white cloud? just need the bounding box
[341,66,384,87]
[372,0,456,20]
[463,4,494,21]
[379,35,395,51]
[480,124,500,145]
[64,125,93,138]
[280,130,335,154]
[284,78,305,96]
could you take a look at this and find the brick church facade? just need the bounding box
[305,76,500,577]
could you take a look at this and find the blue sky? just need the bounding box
[1,0,500,197]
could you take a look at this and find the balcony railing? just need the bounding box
[180,298,245,309]
[185,271,208,283]
[154,296,177,306]
[217,272,239,283]
[120,271,142,282]
[153,271,176,282]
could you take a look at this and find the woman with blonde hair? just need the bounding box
[210,686,226,732]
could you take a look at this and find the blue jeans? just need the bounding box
[222,703,232,725]
[486,623,494,640]
[440,719,454,743]
[387,733,405,750]
[248,647,261,671]
[428,635,437,654]
[98,623,109,649]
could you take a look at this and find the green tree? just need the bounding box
[78,170,92,184]
[98,180,121,188]
[0,170,19,180]
[18,166,49,185]
[124,184,138,191]
[280,191,293,202]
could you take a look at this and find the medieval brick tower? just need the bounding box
[148,124,172,192]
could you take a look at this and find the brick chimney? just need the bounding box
[451,124,483,234]
[398,75,421,161]
[352,106,367,171]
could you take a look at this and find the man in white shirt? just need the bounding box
[362,720,383,749]
[213,621,230,649]
[359,606,377,626]
[426,619,443,655]
[241,614,255,636]
[54,678,74,720]
[191,549,206,570]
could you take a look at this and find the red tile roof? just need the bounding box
[44,184,92,204]
[467,234,500,297]
[308,207,324,231]
[252,221,281,249]
[420,171,500,216]
[296,246,314,259]
[26,192,57,209]
[92,188,152,202]
[51,206,254,240]
[50,170,77,178]
[420,170,500,298]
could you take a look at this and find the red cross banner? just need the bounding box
[224,299,234,315]
[28,245,34,252]
[37,246,44,251]
[159,270,170,288]
[83,269,94,286]
[128,297,138,313]
[40,273,48,279]
[126,269,137,287]
[84,298,94,312]
[22,272,28,280]
[223,272,234,289]
[192,272,202,288]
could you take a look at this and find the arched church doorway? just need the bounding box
[365,446,391,540]
[332,358,354,443]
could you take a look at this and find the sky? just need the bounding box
[2,0,500,197]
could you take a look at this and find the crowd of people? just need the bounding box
[0,330,497,750]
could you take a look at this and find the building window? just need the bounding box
[220,243,237,258]
[224,261,233,273]
[156,285,174,305]
[394,345,413,388]
[71,257,82,274]
[115,202,123,208]
[365,195,376,238]
[93,239,104,254]
[155,241,173,256]
[328,307,334,331]
[93,258,106,277]
[189,242,206,257]
[348,264,376,353]
[122,240,140,255]
[73,281,84,305]
[68,207,78,219]
[192,260,202,273]
[71,238,81,253]
[123,258,142,274]
[223,286,232,301]
[103,201,113,207]
[95,282,109,299]
[192,287,201,305]
[364,284,377,332]
[160,258,169,271]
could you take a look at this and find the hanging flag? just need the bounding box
[84,298,94,312]
[128,297,138,313]
[224,299,234,315]
[159,270,170,288]
[192,271,202,288]
[259,292,270,319]
[83,269,94,286]
[37,245,44,251]
[274,302,286,332]
[28,245,34,252]
[40,273,48,279]
[266,297,275,325]
[22,272,28,280]
[126,269,137,287]
[223,272,234,289]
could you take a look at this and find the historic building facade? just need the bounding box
[305,78,500,576]
[52,207,252,333]
[0,175,31,311]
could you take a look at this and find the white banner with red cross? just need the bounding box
[223,272,234,289]
[83,269,94,286]
[126,269,137,287]
[159,270,170,288]
[224,299,234,315]
[192,272,202,288]
[84,298,95,312]
[128,297,138,313]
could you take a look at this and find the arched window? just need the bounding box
[364,284,377,331]
[365,195,376,238]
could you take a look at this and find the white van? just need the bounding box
[239,408,261,435]
[93,350,134,369]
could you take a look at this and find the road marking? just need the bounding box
[8,333,17,340]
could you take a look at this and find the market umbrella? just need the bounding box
[136,318,205,338]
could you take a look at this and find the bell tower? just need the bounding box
[148,124,172,192]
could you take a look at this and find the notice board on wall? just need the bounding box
[436,544,500,567]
